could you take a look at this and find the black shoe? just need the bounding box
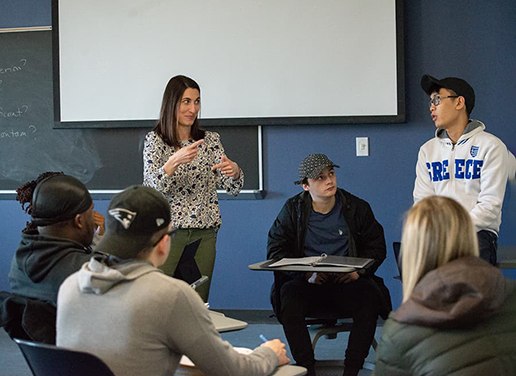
[342,365,360,376]
[299,364,316,376]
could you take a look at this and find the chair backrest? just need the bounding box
[0,292,56,344]
[14,338,115,376]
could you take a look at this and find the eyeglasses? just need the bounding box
[429,95,459,108]
[152,229,176,247]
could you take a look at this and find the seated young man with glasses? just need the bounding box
[414,74,511,265]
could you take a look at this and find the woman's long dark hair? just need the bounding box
[153,75,205,148]
[16,171,63,233]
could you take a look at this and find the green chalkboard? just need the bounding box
[0,30,261,196]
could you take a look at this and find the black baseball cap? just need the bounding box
[294,154,339,185]
[421,74,475,115]
[31,174,92,227]
[96,185,171,259]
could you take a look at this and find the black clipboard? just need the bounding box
[173,238,203,285]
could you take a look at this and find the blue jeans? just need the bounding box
[477,230,497,266]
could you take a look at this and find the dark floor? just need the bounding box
[1,310,379,376]
[1,329,31,376]
[219,310,378,376]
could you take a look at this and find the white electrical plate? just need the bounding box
[356,137,369,157]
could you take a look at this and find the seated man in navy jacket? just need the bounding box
[267,154,391,376]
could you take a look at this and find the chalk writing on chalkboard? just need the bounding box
[0,58,27,74]
[0,30,103,188]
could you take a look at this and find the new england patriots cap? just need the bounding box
[294,154,339,185]
[96,185,171,259]
[421,74,475,115]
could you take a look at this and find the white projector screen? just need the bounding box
[54,0,404,127]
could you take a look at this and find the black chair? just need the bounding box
[14,338,115,376]
[0,292,56,344]
[307,317,378,351]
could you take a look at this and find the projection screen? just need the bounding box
[54,0,404,127]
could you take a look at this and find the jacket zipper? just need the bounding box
[449,142,456,195]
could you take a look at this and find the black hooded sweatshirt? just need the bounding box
[9,232,93,306]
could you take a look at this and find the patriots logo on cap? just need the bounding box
[108,208,137,229]
[470,146,479,157]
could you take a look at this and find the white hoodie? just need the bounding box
[414,120,508,233]
[57,255,278,376]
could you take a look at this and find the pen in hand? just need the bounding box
[259,335,290,365]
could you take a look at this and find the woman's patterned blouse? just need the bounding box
[143,130,244,229]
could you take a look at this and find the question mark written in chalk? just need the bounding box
[20,59,27,66]
[21,105,29,113]
[29,125,37,133]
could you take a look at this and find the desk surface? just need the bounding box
[179,313,305,375]
[248,260,357,273]
[498,261,516,269]
[497,246,516,269]
[272,364,307,376]
[209,310,247,333]
[176,364,306,376]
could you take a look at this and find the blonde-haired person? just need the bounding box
[373,196,516,376]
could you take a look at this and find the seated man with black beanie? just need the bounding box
[57,185,290,376]
[8,172,101,306]
[268,154,392,376]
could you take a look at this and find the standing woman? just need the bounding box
[143,75,244,302]
[373,196,516,376]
